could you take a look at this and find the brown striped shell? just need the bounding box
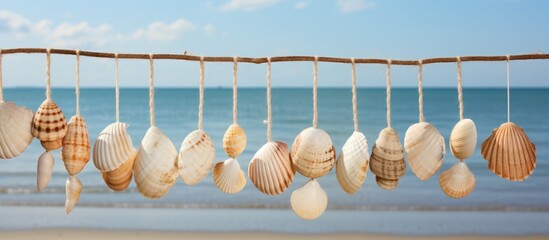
[32,99,67,143]
[0,101,34,159]
[101,151,136,191]
[62,115,90,176]
[439,161,476,199]
[291,127,336,179]
[248,141,295,195]
[369,127,406,190]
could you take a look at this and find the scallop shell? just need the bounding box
[32,99,67,142]
[223,124,247,158]
[481,122,536,181]
[62,115,90,176]
[404,122,446,180]
[449,119,477,160]
[37,151,54,192]
[101,150,136,191]
[178,129,215,185]
[291,127,336,179]
[93,122,136,172]
[439,161,476,199]
[134,126,179,199]
[41,139,63,151]
[336,131,369,194]
[213,157,246,194]
[248,141,295,195]
[290,179,328,220]
[65,175,82,214]
[0,102,34,159]
[369,127,406,190]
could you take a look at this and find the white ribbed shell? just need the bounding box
[439,161,476,199]
[37,151,54,192]
[213,157,246,194]
[93,122,136,172]
[449,119,477,160]
[0,101,34,159]
[336,131,369,194]
[179,129,215,185]
[65,175,82,214]
[404,122,445,180]
[290,179,328,220]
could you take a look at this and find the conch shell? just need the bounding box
[32,99,67,151]
[248,141,295,195]
[336,131,369,194]
[449,119,477,160]
[290,179,328,220]
[62,115,90,176]
[0,101,34,159]
[213,157,246,194]
[291,127,336,179]
[178,129,215,185]
[37,151,54,192]
[439,161,476,199]
[404,122,445,180]
[223,124,247,158]
[65,175,82,214]
[369,127,406,190]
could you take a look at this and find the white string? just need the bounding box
[313,56,319,128]
[198,56,205,130]
[233,56,238,124]
[386,59,392,128]
[351,58,359,132]
[418,60,424,122]
[266,57,272,142]
[457,56,464,120]
[115,53,120,122]
[75,50,80,116]
[149,54,155,127]
[506,55,511,123]
[0,50,3,102]
[46,48,51,100]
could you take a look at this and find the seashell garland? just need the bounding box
[248,141,295,195]
[290,179,328,220]
[62,115,90,176]
[449,119,477,160]
[439,161,476,198]
[336,131,369,194]
[223,124,247,158]
[179,129,215,185]
[481,122,536,181]
[213,157,247,194]
[369,127,406,190]
[65,175,82,214]
[404,122,446,180]
[32,99,67,150]
[291,127,336,179]
[0,101,34,159]
[37,151,54,192]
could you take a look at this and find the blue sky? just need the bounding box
[0,0,548,88]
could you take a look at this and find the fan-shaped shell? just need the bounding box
[32,99,67,142]
[93,122,136,172]
[404,122,446,180]
[223,124,247,158]
[449,119,477,160]
[0,102,34,159]
[290,179,328,220]
[179,129,215,185]
[134,126,179,199]
[65,175,82,214]
[37,151,54,192]
[336,131,369,194]
[439,161,476,198]
[248,141,295,195]
[101,151,136,191]
[481,122,536,181]
[213,157,246,194]
[369,127,406,190]
[62,115,90,176]
[291,127,336,179]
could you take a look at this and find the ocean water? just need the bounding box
[0,88,548,210]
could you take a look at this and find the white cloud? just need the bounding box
[337,0,375,13]
[131,19,197,41]
[220,0,282,11]
[295,1,308,9]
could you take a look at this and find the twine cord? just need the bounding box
[457,56,464,120]
[506,55,511,123]
[386,59,392,128]
[351,58,359,132]
[75,50,81,116]
[266,57,272,142]
[198,56,205,130]
[46,48,51,100]
[418,60,424,122]
[313,56,319,128]
[0,50,3,102]
[149,54,155,127]
[115,53,120,122]
[233,56,238,124]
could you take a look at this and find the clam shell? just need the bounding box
[62,115,90,176]
[0,102,34,159]
[134,126,179,199]
[213,157,246,194]
[291,127,336,179]
[369,127,406,190]
[404,122,446,180]
[223,124,247,158]
[449,119,477,160]
[290,179,328,220]
[439,161,476,198]
[32,99,67,142]
[481,122,536,181]
[101,150,136,191]
[65,175,82,214]
[93,122,136,172]
[248,141,295,195]
[336,131,369,194]
[178,129,215,185]
[37,151,54,192]
[41,139,63,151]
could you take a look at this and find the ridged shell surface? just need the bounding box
[65,175,82,214]
[179,129,215,185]
[37,151,54,192]
[291,127,336,179]
[449,119,477,160]
[213,157,246,194]
[369,127,406,190]
[248,141,295,195]
[102,150,136,191]
[32,99,67,142]
[93,122,136,172]
[439,161,476,199]
[0,102,34,159]
[223,124,247,158]
[62,115,90,176]
[134,126,179,199]
[404,122,446,180]
[481,122,536,181]
[336,131,369,194]
[290,179,328,220]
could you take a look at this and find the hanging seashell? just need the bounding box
[291,127,336,179]
[40,139,63,151]
[369,127,406,190]
[101,152,135,191]
[213,157,246,194]
[439,161,476,198]
[32,99,67,144]
[449,119,477,160]
[0,102,34,159]
[223,124,247,158]
[134,126,179,199]
[37,151,54,192]
[65,175,82,214]
[404,122,446,180]
[290,179,328,220]
[248,141,295,195]
[481,122,536,181]
[335,131,369,194]
[62,115,90,176]
[178,129,215,185]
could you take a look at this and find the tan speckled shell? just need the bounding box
[290,179,328,220]
[404,122,446,180]
[37,151,54,192]
[449,119,477,160]
[65,175,82,214]
[101,150,136,191]
[213,157,246,194]
[439,161,476,199]
[32,99,67,142]
[248,141,295,195]
[41,139,63,151]
[179,129,215,185]
[62,115,90,176]
[481,122,536,181]
[369,127,406,190]
[291,127,336,179]
[223,124,247,158]
[336,131,369,194]
[0,102,34,159]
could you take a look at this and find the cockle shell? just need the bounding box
[134,126,179,199]
[65,175,82,214]
[223,124,247,158]
[37,151,54,192]
[439,161,476,199]
[336,131,369,194]
[101,151,136,191]
[404,122,446,180]
[0,101,34,159]
[481,122,536,181]
[179,129,215,185]
[32,99,67,143]
[290,179,328,220]
[369,127,406,190]
[62,115,90,176]
[213,157,246,194]
[248,141,295,195]
[291,127,336,179]
[449,119,477,160]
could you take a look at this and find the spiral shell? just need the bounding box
[32,99,67,144]
[336,131,369,194]
[179,129,215,185]
[449,119,477,160]
[290,179,328,220]
[0,102,34,159]
[213,157,246,194]
[65,175,82,214]
[404,122,445,180]
[291,127,336,179]
[37,151,54,192]
[369,127,406,190]
[439,161,476,199]
[223,124,247,158]
[248,141,295,195]
[62,115,90,176]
